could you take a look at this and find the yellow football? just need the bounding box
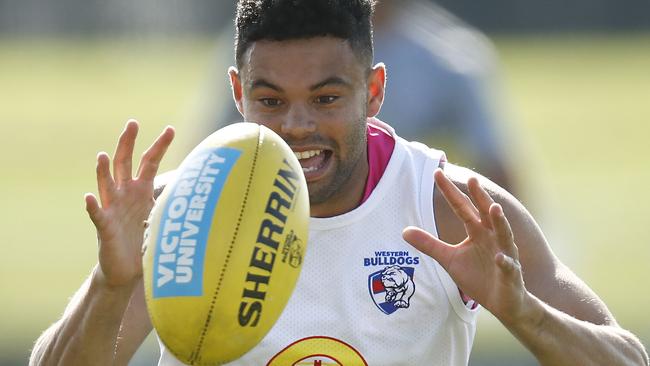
[142,122,309,365]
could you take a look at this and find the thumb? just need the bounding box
[85,193,105,229]
[402,226,454,269]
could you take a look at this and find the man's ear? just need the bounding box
[366,62,386,118]
[228,66,245,116]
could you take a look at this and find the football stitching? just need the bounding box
[190,127,262,365]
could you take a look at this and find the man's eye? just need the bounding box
[315,96,339,104]
[260,98,282,107]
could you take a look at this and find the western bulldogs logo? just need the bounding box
[381,265,415,308]
[368,265,415,314]
[365,250,419,314]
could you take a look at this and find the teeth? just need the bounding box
[293,150,322,160]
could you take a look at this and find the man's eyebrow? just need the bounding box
[310,76,352,91]
[250,79,284,92]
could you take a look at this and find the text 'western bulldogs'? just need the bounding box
[364,251,420,267]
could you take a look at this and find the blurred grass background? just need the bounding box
[0,33,648,365]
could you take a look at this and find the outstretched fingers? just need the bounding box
[434,169,480,228]
[113,120,139,184]
[467,176,495,229]
[403,226,455,270]
[490,203,519,260]
[136,126,175,181]
[96,152,115,207]
[84,193,105,229]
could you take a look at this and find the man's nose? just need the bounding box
[280,105,316,139]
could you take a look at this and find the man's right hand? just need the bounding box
[84,120,174,288]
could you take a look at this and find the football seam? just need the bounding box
[189,127,262,365]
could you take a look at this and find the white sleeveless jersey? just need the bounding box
[158,133,479,366]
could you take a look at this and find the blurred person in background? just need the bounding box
[373,0,515,192]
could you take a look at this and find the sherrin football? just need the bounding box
[142,122,309,365]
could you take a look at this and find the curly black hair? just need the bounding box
[235,0,376,68]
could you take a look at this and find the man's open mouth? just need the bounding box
[293,149,333,180]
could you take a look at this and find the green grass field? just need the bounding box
[1,34,648,365]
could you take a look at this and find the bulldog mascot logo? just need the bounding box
[368,265,416,314]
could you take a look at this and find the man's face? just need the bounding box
[230,37,384,217]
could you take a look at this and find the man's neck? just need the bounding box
[310,119,396,217]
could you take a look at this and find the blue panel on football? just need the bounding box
[153,147,241,298]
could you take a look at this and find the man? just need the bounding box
[30,1,648,365]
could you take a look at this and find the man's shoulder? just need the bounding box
[439,163,509,200]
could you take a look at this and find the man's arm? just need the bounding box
[113,172,175,364]
[113,278,153,365]
[30,121,174,366]
[30,267,146,366]
[404,164,648,365]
